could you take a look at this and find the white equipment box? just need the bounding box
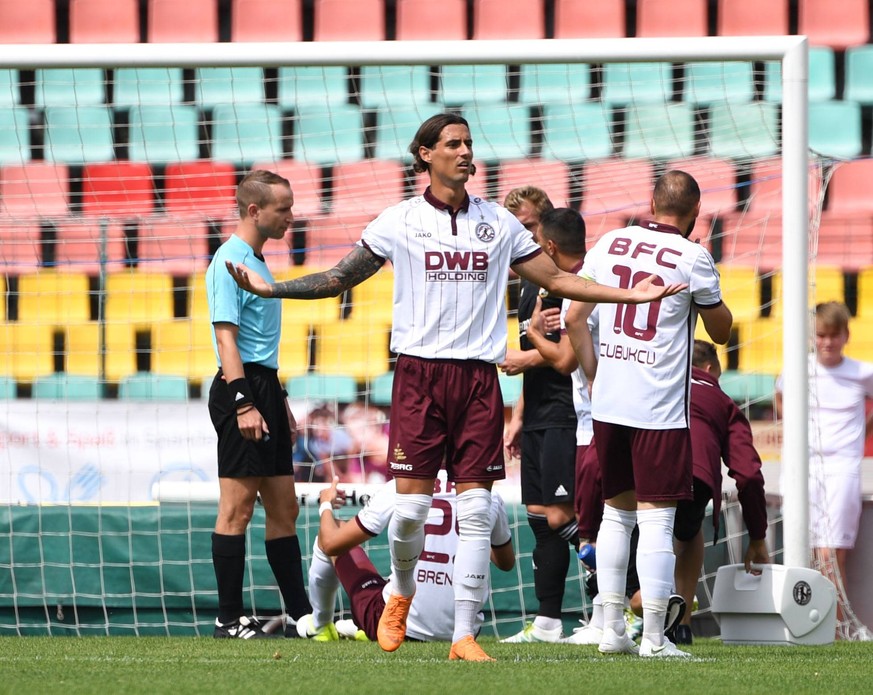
[711,564,836,646]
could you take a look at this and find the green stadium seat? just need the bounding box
[128,105,201,163]
[764,47,836,103]
[119,372,189,401]
[808,100,863,159]
[0,70,18,107]
[286,373,358,403]
[277,66,350,110]
[43,106,115,164]
[368,371,394,406]
[440,64,507,106]
[461,104,532,162]
[708,102,779,159]
[683,61,755,105]
[518,63,591,104]
[195,67,265,109]
[359,65,432,109]
[499,373,522,406]
[113,68,185,107]
[292,104,365,165]
[210,103,283,165]
[374,104,444,161]
[0,107,31,164]
[541,102,613,161]
[0,376,16,398]
[719,370,776,406]
[601,62,673,105]
[844,45,873,105]
[32,373,104,400]
[35,68,106,108]
[621,102,695,160]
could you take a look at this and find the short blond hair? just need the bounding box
[815,301,850,334]
[503,186,554,217]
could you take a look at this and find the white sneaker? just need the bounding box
[640,636,691,658]
[562,623,603,645]
[336,618,369,641]
[295,613,339,641]
[501,621,563,643]
[598,627,640,655]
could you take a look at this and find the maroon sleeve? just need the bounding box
[575,443,604,541]
[722,401,768,540]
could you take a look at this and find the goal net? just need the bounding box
[2,36,860,640]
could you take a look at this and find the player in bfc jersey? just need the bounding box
[297,472,514,643]
[576,171,733,658]
[226,113,685,661]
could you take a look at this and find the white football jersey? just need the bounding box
[360,190,541,363]
[560,296,596,446]
[580,221,722,429]
[355,473,511,641]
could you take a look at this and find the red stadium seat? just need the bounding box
[147,0,219,43]
[472,0,544,40]
[798,0,870,51]
[0,163,70,219]
[137,217,210,274]
[747,156,822,217]
[395,0,466,40]
[231,0,303,42]
[717,0,788,36]
[0,220,42,273]
[330,160,405,217]
[0,0,55,43]
[636,0,708,38]
[162,161,237,219]
[665,157,738,218]
[53,218,128,273]
[313,0,385,41]
[718,212,781,269]
[816,214,873,270]
[826,159,873,216]
[82,162,155,218]
[554,0,625,39]
[495,159,571,209]
[580,158,654,219]
[583,213,631,247]
[305,212,376,266]
[70,0,140,43]
[252,159,324,220]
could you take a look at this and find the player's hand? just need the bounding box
[744,538,769,574]
[628,274,687,304]
[237,406,270,442]
[499,348,530,376]
[319,476,347,509]
[503,419,522,460]
[226,261,273,297]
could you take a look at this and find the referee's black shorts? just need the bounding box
[208,363,294,479]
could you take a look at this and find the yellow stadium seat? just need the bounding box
[314,318,391,380]
[847,317,873,360]
[278,322,312,380]
[103,322,138,382]
[18,271,91,325]
[151,318,217,381]
[348,269,394,324]
[716,265,760,322]
[769,266,844,318]
[855,267,873,319]
[105,271,174,323]
[0,323,56,380]
[64,322,101,377]
[506,316,521,351]
[733,317,784,374]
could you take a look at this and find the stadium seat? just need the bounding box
[277,322,313,379]
[621,102,695,160]
[460,104,532,161]
[69,0,139,43]
[808,100,863,160]
[286,373,358,403]
[395,0,466,40]
[368,371,394,406]
[718,370,776,407]
[798,0,869,51]
[313,0,385,40]
[32,373,103,400]
[151,318,217,381]
[103,321,139,382]
[683,62,755,105]
[274,266,343,326]
[440,65,507,106]
[17,271,91,325]
[52,218,127,273]
[0,163,69,218]
[347,268,395,324]
[127,105,201,163]
[231,0,303,42]
[579,158,654,219]
[0,70,19,108]
[358,65,432,109]
[714,265,760,321]
[472,0,545,39]
[195,67,265,108]
[147,0,219,42]
[277,66,350,110]
[0,0,55,43]
[113,68,185,107]
[846,317,873,359]
[518,63,591,105]
[64,322,101,377]
[496,159,572,209]
[843,45,873,105]
[0,323,55,381]
[764,47,837,103]
[554,0,625,38]
[35,69,106,109]
[826,159,873,215]
[815,215,873,271]
[733,317,783,375]
[635,0,708,37]
[601,62,673,105]
[373,104,444,161]
[0,220,41,273]
[769,266,845,319]
[0,376,16,398]
[252,159,324,220]
[137,218,210,274]
[665,157,738,218]
[81,161,155,218]
[119,372,189,401]
[105,271,175,323]
[0,107,31,165]
[162,161,237,219]
[315,318,391,379]
[707,102,779,159]
[304,212,375,267]
[855,268,873,319]
[210,103,283,165]
[292,104,365,165]
[330,160,405,217]
[42,106,115,164]
[717,0,788,36]
[746,156,822,217]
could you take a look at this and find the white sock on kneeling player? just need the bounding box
[387,493,432,597]
[452,488,492,643]
[308,542,340,628]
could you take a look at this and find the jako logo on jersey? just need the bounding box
[424,251,488,282]
[475,222,495,242]
[485,464,504,472]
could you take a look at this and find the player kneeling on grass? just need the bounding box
[298,472,515,659]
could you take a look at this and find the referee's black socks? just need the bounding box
[266,535,312,621]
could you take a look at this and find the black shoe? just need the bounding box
[664,594,686,637]
[672,624,694,645]
[213,615,273,639]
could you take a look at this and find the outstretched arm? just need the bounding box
[226,246,385,299]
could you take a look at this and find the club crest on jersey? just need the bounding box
[475,222,495,242]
